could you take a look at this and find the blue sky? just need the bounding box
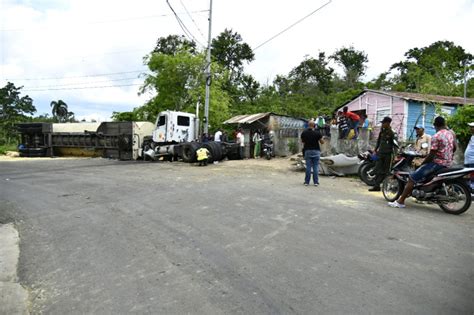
[1,0,473,122]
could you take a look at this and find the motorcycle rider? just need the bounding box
[369,116,396,192]
[388,116,456,208]
[412,126,431,167]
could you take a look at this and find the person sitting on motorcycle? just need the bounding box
[388,116,456,208]
[412,125,431,168]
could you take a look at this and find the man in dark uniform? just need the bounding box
[369,116,396,191]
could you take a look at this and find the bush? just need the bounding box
[0,144,17,155]
[287,139,299,154]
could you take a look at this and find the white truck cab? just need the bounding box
[152,110,196,143]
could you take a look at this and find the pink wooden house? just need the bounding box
[336,89,474,141]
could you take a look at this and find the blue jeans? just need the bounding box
[305,150,321,184]
[410,162,446,183]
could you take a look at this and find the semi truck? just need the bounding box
[141,110,241,162]
[16,110,241,162]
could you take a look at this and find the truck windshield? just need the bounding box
[157,116,166,127]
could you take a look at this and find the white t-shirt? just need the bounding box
[214,130,222,142]
[236,132,245,147]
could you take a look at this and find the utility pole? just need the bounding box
[464,61,467,104]
[203,0,213,134]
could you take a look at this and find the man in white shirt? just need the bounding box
[214,129,222,142]
[236,128,245,159]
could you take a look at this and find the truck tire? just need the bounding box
[201,143,216,163]
[209,141,223,161]
[182,142,200,163]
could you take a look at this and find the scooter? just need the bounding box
[357,150,377,186]
[262,141,274,160]
[382,149,473,215]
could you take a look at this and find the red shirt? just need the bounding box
[344,111,360,122]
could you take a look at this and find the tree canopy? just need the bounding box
[0,82,36,144]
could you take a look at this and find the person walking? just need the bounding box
[369,116,396,192]
[388,116,456,208]
[301,120,324,186]
[252,130,262,159]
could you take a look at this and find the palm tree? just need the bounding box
[50,100,69,122]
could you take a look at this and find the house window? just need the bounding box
[376,108,390,125]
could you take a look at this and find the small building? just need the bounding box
[223,113,306,157]
[336,89,474,141]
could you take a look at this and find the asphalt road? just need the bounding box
[0,157,473,314]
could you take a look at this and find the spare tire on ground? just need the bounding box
[225,143,242,160]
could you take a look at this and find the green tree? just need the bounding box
[447,105,474,147]
[330,46,368,89]
[111,111,138,122]
[0,82,36,144]
[139,49,231,129]
[390,41,473,96]
[50,100,74,122]
[211,28,254,80]
[153,34,197,55]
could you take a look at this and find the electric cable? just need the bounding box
[10,70,148,81]
[166,0,205,48]
[25,77,142,89]
[23,83,143,92]
[253,0,332,51]
[179,0,206,41]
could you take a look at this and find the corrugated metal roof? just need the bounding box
[369,89,474,105]
[339,89,474,110]
[223,112,272,124]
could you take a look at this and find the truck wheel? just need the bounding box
[182,143,199,163]
[209,141,223,161]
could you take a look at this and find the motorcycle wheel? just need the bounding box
[359,162,377,186]
[438,180,472,215]
[382,176,403,202]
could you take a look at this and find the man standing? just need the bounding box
[236,128,245,159]
[337,111,349,139]
[301,120,324,186]
[343,106,361,139]
[413,125,431,167]
[388,116,455,208]
[214,129,222,142]
[369,116,396,192]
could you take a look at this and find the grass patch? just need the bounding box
[0,144,17,155]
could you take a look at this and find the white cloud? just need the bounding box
[1,0,473,120]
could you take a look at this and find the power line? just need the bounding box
[25,77,142,89]
[166,0,205,48]
[179,0,206,41]
[0,10,209,32]
[253,0,332,51]
[23,83,143,92]
[9,70,148,81]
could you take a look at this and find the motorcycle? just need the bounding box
[262,141,274,160]
[357,150,377,186]
[382,149,473,215]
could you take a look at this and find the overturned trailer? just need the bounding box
[16,121,155,160]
